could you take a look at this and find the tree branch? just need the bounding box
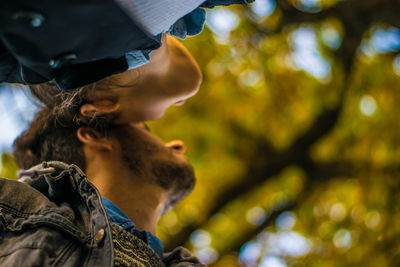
[165,0,399,251]
[165,103,344,250]
[223,160,400,257]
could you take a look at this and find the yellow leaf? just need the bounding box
[0,153,19,180]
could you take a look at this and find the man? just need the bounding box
[0,0,252,90]
[0,105,203,266]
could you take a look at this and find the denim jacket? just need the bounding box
[0,161,203,266]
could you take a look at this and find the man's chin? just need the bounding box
[151,160,195,206]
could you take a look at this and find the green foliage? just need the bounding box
[150,0,400,266]
[0,153,18,180]
[1,0,399,265]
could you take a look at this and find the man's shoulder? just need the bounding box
[0,161,90,237]
[0,176,76,233]
[0,177,53,212]
[0,161,89,216]
[0,177,82,266]
[0,163,113,266]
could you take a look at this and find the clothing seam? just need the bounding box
[0,201,74,221]
[0,246,56,260]
[51,239,75,267]
[0,211,88,243]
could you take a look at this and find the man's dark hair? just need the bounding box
[13,106,111,172]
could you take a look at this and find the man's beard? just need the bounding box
[151,159,195,212]
[118,132,195,211]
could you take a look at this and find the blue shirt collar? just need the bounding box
[102,197,164,258]
[102,197,135,230]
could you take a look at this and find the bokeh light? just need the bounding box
[190,230,212,248]
[296,0,322,13]
[290,27,331,80]
[246,206,267,225]
[250,0,276,18]
[359,95,377,116]
[329,203,347,222]
[240,242,262,264]
[238,70,264,88]
[260,256,287,267]
[321,22,342,49]
[240,229,311,266]
[333,229,352,249]
[195,247,219,264]
[365,211,381,229]
[206,9,239,36]
[370,28,400,53]
[360,27,400,58]
[276,211,296,231]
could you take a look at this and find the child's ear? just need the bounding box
[80,100,120,117]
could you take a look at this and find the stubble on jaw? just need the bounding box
[116,127,195,210]
[121,142,196,212]
[151,160,195,212]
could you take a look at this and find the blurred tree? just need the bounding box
[0,153,18,180]
[148,0,400,266]
[1,0,400,266]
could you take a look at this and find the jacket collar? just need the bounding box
[0,161,94,242]
[18,161,86,203]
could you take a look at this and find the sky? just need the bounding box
[0,84,39,161]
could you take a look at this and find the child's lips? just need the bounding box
[173,100,186,106]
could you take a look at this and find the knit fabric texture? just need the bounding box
[111,223,165,267]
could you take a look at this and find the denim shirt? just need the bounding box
[102,197,164,258]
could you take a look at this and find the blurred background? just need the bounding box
[1,0,400,266]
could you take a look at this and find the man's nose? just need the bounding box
[165,140,185,154]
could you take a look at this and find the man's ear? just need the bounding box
[77,127,113,151]
[80,100,120,117]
